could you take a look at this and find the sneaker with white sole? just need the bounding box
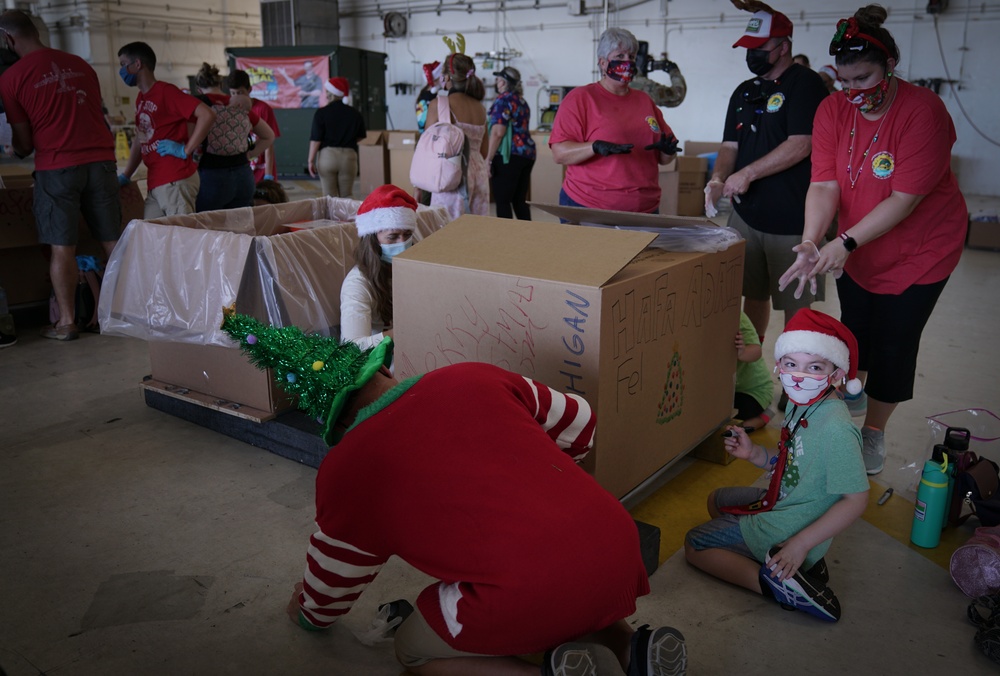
[843,390,867,417]
[544,642,623,676]
[760,547,842,622]
[861,426,885,475]
[627,624,686,676]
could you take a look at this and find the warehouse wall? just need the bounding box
[332,0,999,197]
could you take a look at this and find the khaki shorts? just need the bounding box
[145,172,200,218]
[729,209,825,311]
[393,607,485,668]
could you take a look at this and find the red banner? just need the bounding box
[234,56,331,109]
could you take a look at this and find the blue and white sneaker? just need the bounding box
[760,547,842,622]
[627,624,686,676]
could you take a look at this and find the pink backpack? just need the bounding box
[409,93,468,193]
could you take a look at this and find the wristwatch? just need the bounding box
[839,232,858,253]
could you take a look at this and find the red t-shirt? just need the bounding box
[249,98,279,181]
[0,48,114,171]
[550,82,673,213]
[135,81,201,190]
[812,80,967,294]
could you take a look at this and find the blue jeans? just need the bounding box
[196,164,255,212]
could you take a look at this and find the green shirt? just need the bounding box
[739,398,869,566]
[735,312,774,409]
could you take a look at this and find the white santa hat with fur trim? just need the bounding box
[774,308,863,395]
[355,184,418,238]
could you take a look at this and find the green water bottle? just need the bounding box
[910,454,950,548]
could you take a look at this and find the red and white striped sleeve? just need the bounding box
[297,528,387,630]
[519,376,597,461]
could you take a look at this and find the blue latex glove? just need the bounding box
[156,139,187,159]
[117,173,130,187]
[263,174,274,181]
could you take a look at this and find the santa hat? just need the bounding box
[818,64,838,80]
[733,9,794,49]
[774,309,863,395]
[325,77,350,97]
[355,184,418,238]
[423,60,443,93]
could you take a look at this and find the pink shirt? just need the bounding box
[812,80,967,294]
[0,48,114,171]
[550,82,672,213]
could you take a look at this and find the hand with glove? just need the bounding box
[592,140,633,157]
[777,240,823,299]
[644,133,682,156]
[663,60,679,74]
[156,139,188,159]
[117,174,131,187]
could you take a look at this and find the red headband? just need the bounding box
[829,17,891,58]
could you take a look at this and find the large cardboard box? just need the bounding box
[148,342,294,414]
[967,215,1000,251]
[392,211,744,498]
[358,130,390,198]
[0,178,144,305]
[387,131,419,196]
[101,197,450,413]
[659,155,709,217]
[529,131,563,207]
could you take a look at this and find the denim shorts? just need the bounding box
[684,486,764,559]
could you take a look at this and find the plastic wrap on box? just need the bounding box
[99,197,450,346]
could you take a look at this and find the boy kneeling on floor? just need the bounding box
[684,309,870,622]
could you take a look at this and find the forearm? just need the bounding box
[738,344,762,363]
[186,106,216,156]
[710,143,738,183]
[786,491,869,552]
[551,141,596,166]
[122,141,142,177]
[801,181,840,245]
[738,135,811,183]
[247,121,275,161]
[264,148,277,177]
[298,529,384,629]
[10,123,34,158]
[308,140,321,164]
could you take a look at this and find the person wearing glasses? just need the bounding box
[778,4,967,476]
[705,4,829,342]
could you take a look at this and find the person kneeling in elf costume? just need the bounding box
[220,307,687,675]
[683,309,869,622]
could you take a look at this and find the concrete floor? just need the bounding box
[2,185,999,675]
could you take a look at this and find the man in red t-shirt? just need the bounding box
[0,10,119,341]
[116,41,215,218]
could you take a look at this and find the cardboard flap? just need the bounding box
[398,214,654,287]
[530,203,714,229]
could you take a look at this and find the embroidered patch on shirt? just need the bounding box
[766,92,785,113]
[646,116,661,133]
[871,151,894,179]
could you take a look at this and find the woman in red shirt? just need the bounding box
[780,5,967,476]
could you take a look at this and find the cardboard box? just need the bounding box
[392,211,744,499]
[386,131,420,195]
[148,341,294,415]
[358,130,389,198]
[682,140,722,160]
[100,197,450,413]
[659,156,709,217]
[0,179,144,305]
[966,216,1000,251]
[529,131,564,207]
[690,426,737,465]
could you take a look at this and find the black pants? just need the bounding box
[490,155,534,220]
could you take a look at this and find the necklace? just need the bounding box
[846,97,894,189]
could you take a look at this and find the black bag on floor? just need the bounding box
[953,458,1000,527]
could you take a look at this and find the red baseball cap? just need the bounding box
[733,10,794,49]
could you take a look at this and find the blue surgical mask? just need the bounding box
[119,63,137,87]
[380,237,413,264]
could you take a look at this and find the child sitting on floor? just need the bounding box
[684,309,869,623]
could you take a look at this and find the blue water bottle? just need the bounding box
[910,454,950,548]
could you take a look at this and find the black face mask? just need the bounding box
[746,48,774,76]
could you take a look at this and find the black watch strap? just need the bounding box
[840,232,858,252]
